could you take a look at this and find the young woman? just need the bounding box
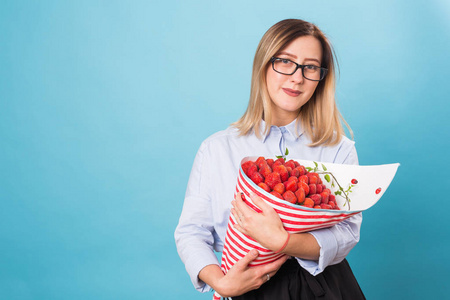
[175,19,365,299]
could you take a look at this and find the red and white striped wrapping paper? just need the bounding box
[212,158,362,300]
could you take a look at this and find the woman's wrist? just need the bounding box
[280,232,320,260]
[199,265,227,295]
[265,228,289,253]
[274,231,290,253]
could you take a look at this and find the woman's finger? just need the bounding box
[234,192,255,216]
[233,249,259,270]
[231,204,245,223]
[248,191,272,213]
[260,255,289,274]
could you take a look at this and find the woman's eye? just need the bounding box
[305,65,318,70]
[281,59,291,64]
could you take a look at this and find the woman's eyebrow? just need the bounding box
[278,52,321,64]
[304,58,321,64]
[277,51,297,59]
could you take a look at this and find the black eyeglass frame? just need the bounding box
[270,57,328,81]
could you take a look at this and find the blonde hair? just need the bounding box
[232,19,353,146]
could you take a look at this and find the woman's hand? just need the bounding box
[231,192,288,251]
[232,191,321,261]
[200,249,288,298]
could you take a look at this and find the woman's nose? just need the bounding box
[290,67,304,83]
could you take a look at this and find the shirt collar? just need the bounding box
[259,118,304,143]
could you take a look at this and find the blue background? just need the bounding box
[1,0,449,299]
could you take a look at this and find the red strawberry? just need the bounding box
[313,205,321,209]
[273,165,289,182]
[298,182,309,195]
[259,165,272,178]
[285,160,296,169]
[250,172,264,185]
[288,176,298,183]
[265,172,281,189]
[247,163,258,178]
[295,188,305,204]
[328,201,336,209]
[304,198,314,208]
[299,175,309,184]
[320,191,329,204]
[242,161,257,176]
[290,167,300,177]
[293,161,300,168]
[351,179,358,184]
[273,182,285,195]
[282,191,297,204]
[296,166,307,176]
[270,191,283,200]
[272,158,285,168]
[256,156,266,169]
[284,180,298,192]
[329,194,336,202]
[307,173,318,184]
[308,184,317,195]
[316,184,323,194]
[320,203,332,210]
[258,182,271,193]
[286,166,292,177]
[266,158,274,168]
[310,194,322,205]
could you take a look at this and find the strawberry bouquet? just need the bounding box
[213,156,399,300]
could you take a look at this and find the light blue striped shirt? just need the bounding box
[175,119,362,292]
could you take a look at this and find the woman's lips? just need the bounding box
[282,88,302,97]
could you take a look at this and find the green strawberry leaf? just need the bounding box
[324,174,331,182]
[321,164,327,171]
[285,148,289,156]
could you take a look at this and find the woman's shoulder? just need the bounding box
[338,134,356,148]
[199,126,241,149]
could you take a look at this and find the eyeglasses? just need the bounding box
[270,57,328,81]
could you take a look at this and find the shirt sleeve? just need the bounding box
[174,143,219,292]
[295,142,363,275]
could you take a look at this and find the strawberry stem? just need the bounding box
[315,170,352,210]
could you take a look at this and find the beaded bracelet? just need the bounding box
[274,233,290,254]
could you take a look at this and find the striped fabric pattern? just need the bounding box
[212,160,361,300]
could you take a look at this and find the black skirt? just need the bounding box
[230,258,365,300]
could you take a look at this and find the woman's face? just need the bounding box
[266,35,323,126]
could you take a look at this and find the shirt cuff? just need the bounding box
[295,229,338,276]
[185,248,220,292]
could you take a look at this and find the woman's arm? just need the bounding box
[198,250,288,298]
[175,141,289,295]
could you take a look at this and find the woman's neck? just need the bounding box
[270,110,300,127]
